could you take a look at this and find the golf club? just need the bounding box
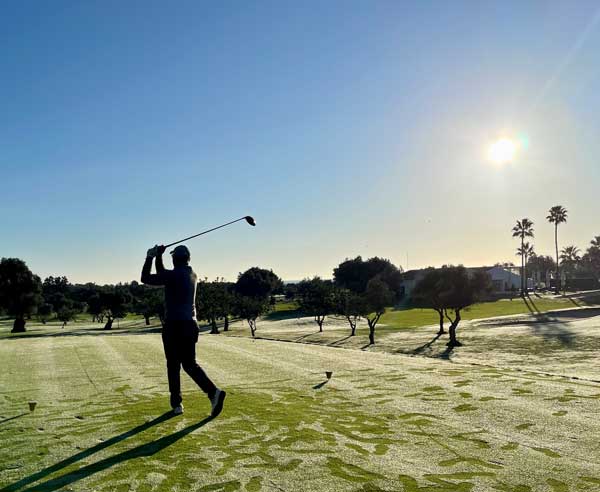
[164,216,256,249]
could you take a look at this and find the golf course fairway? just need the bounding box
[1,322,599,491]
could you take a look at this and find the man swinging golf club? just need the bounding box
[142,244,226,418]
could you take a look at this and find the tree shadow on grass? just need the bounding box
[8,416,213,492]
[2,323,217,341]
[523,295,541,315]
[1,326,162,341]
[328,335,353,347]
[528,319,575,347]
[434,344,455,361]
[548,307,600,320]
[294,332,320,343]
[410,333,444,355]
[1,412,175,492]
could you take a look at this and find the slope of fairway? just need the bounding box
[1,323,599,491]
[379,295,584,329]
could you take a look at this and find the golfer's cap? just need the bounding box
[170,245,191,258]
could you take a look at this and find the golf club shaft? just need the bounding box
[164,217,248,248]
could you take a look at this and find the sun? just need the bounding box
[488,138,517,163]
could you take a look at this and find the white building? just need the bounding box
[402,265,530,297]
[486,266,522,292]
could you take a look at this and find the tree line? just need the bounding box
[0,256,404,344]
[513,205,600,294]
[6,231,596,347]
[0,259,167,333]
[169,256,403,344]
[0,259,283,335]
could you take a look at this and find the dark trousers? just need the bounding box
[161,320,217,408]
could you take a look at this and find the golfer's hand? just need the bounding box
[156,245,166,256]
[146,245,159,258]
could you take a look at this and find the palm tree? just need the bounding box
[583,236,600,281]
[512,218,534,295]
[547,206,568,294]
[516,242,535,291]
[559,245,581,292]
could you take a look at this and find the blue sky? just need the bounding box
[2,1,600,283]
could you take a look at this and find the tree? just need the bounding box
[527,255,556,288]
[547,206,568,294]
[70,282,104,320]
[0,258,43,332]
[361,277,394,345]
[296,277,335,332]
[42,276,71,315]
[236,267,283,298]
[284,283,298,301]
[438,266,492,348]
[515,242,534,291]
[196,280,231,334]
[37,303,53,324]
[57,306,76,328]
[130,283,164,325]
[234,268,282,337]
[233,295,270,338]
[559,245,581,292]
[101,288,131,330]
[87,292,105,322]
[146,289,165,326]
[218,282,235,331]
[512,218,534,295]
[411,268,447,335]
[333,256,403,297]
[333,288,363,336]
[42,276,69,298]
[582,236,600,281]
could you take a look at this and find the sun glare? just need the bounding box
[488,138,517,163]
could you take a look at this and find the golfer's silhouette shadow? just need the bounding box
[1,413,212,492]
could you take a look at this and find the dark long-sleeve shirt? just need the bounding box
[141,255,198,321]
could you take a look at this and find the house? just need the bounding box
[401,265,528,297]
[401,269,427,298]
[485,265,522,292]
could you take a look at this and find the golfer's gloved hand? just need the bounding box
[156,245,166,256]
[146,245,159,258]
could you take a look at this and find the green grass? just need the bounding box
[1,322,599,491]
[267,297,583,331]
[264,301,302,321]
[379,296,580,330]
[272,301,299,312]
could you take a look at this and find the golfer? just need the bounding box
[142,244,226,417]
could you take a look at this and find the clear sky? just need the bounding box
[2,1,600,284]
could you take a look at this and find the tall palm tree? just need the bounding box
[512,218,534,295]
[547,205,568,294]
[516,242,535,291]
[559,245,581,292]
